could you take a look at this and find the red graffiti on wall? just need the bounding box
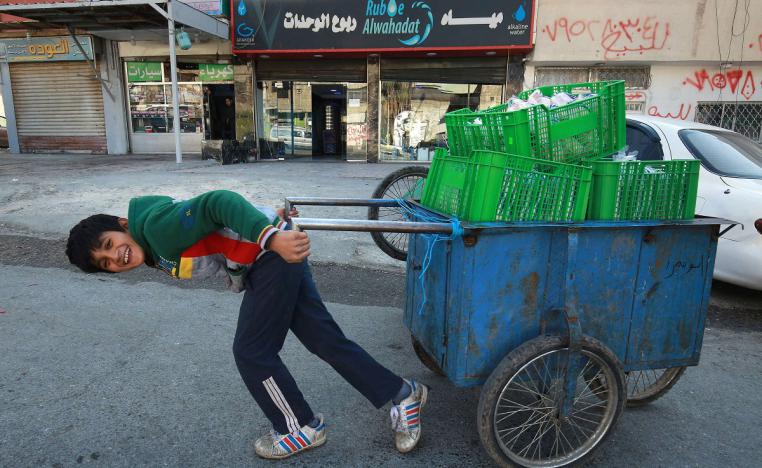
[748,33,762,52]
[601,18,670,59]
[647,104,692,121]
[541,17,600,42]
[625,91,646,101]
[683,69,757,100]
[541,16,670,59]
[347,124,368,148]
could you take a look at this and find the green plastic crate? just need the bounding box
[445,106,534,159]
[587,159,700,220]
[459,150,593,223]
[520,80,626,159]
[444,80,625,164]
[420,148,470,216]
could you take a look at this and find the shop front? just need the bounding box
[253,58,369,160]
[0,35,108,153]
[125,60,237,153]
[0,0,232,158]
[234,0,535,162]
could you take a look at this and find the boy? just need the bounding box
[65,190,427,459]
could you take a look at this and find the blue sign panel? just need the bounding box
[233,0,534,53]
[0,36,95,63]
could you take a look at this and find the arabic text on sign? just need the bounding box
[283,12,358,33]
[26,39,70,58]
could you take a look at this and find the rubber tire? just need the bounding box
[411,335,445,376]
[368,165,429,261]
[625,366,687,408]
[477,335,626,468]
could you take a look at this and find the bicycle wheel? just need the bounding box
[624,367,686,407]
[368,165,429,261]
[477,335,625,467]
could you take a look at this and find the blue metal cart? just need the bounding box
[286,197,729,468]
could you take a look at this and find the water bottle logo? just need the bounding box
[513,2,526,22]
[398,2,433,46]
[237,0,247,17]
[387,0,398,17]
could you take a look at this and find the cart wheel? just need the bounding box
[411,335,445,376]
[477,335,625,468]
[624,367,686,407]
[588,366,687,408]
[368,165,429,261]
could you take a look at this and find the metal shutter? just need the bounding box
[255,59,367,83]
[380,57,509,84]
[10,62,106,152]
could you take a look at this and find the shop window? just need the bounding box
[379,82,504,161]
[592,67,651,89]
[127,62,232,135]
[534,66,651,89]
[346,83,368,160]
[128,83,203,134]
[695,102,762,142]
[534,68,589,88]
[260,81,367,159]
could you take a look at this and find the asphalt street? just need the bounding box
[1,153,761,467]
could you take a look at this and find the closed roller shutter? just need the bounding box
[381,57,508,84]
[10,61,107,153]
[255,59,367,82]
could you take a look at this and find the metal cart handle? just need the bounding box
[285,197,453,235]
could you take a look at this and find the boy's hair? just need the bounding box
[66,214,125,273]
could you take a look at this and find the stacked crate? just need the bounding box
[421,80,699,223]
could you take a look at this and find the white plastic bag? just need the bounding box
[612,145,639,162]
[527,89,552,108]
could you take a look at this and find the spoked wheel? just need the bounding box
[368,165,429,261]
[624,367,686,407]
[588,366,687,408]
[411,335,445,376]
[477,335,625,468]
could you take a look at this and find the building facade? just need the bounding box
[0,0,232,155]
[5,1,758,158]
[526,0,762,142]
[0,30,129,154]
[234,0,534,162]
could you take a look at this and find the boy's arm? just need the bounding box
[190,190,279,246]
[175,190,309,262]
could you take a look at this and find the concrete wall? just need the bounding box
[525,62,762,122]
[526,0,762,123]
[531,0,762,64]
[647,64,762,121]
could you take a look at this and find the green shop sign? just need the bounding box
[198,64,234,81]
[127,62,163,82]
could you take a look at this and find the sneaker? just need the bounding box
[254,413,326,460]
[390,379,428,453]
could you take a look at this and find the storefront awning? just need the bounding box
[0,0,228,41]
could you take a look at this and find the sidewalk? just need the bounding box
[0,152,420,271]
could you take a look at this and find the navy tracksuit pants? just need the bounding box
[232,252,403,435]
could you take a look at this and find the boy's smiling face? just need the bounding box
[91,218,145,273]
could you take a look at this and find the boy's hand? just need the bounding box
[267,231,310,263]
[276,207,299,220]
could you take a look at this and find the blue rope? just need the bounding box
[396,199,462,316]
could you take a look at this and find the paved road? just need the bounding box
[2,240,762,468]
[1,154,761,467]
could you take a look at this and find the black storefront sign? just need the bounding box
[233,0,534,53]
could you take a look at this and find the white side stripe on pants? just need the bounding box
[263,377,300,434]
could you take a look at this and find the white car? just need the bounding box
[626,114,762,291]
[269,125,312,151]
